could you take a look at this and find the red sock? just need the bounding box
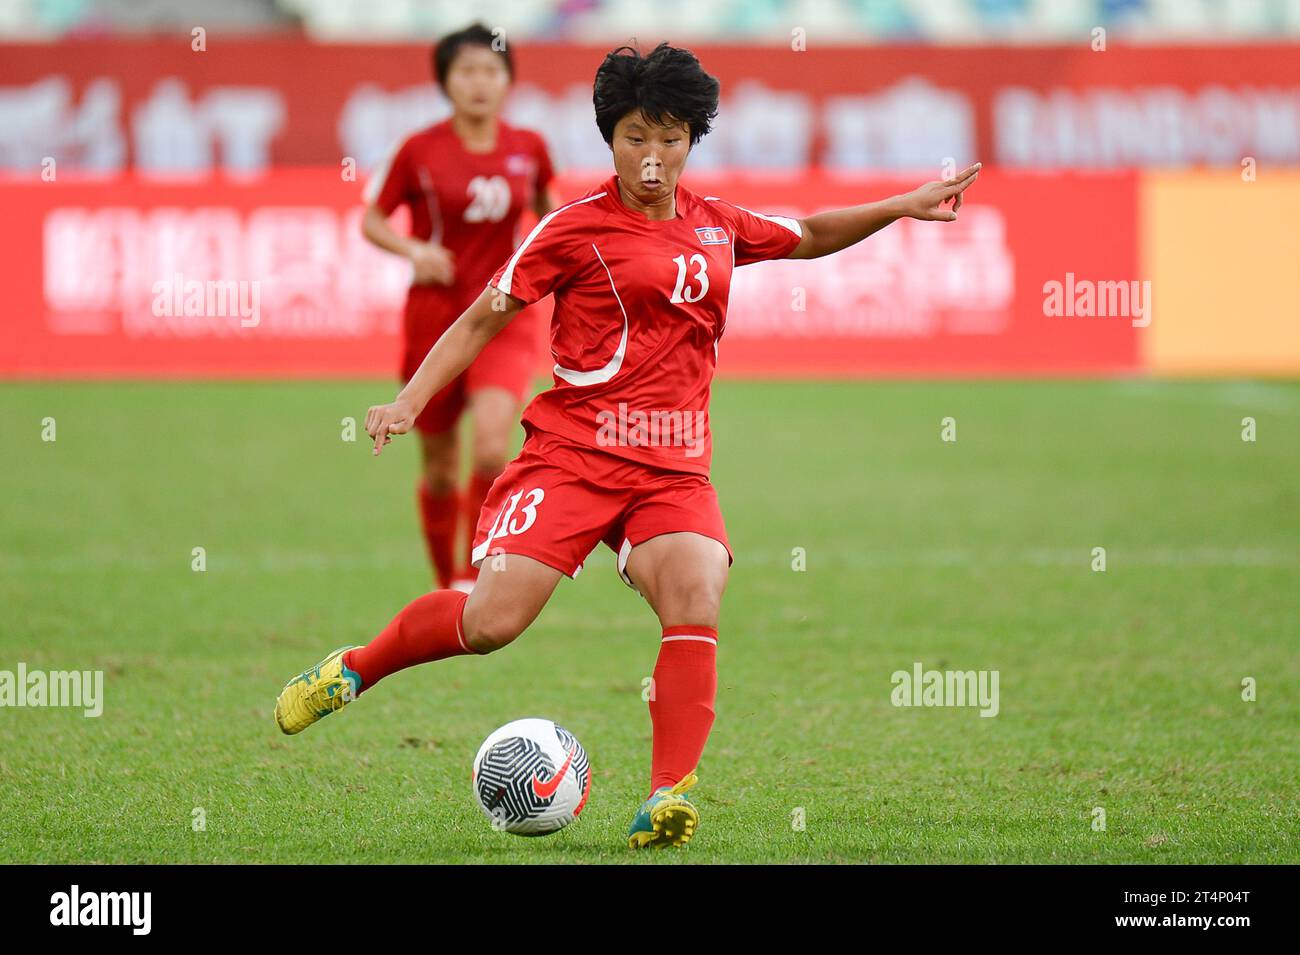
[456,469,500,581]
[417,480,459,589]
[343,589,477,694]
[647,625,718,799]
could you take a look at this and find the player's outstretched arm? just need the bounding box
[787,162,981,260]
[365,285,524,455]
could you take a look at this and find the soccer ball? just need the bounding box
[471,718,591,836]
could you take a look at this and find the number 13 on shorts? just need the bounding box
[481,487,545,552]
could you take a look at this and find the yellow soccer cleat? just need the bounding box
[274,645,361,735]
[627,772,700,849]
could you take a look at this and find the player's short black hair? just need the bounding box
[593,42,720,148]
[432,22,514,88]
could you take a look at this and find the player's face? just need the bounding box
[610,111,690,209]
[443,45,511,119]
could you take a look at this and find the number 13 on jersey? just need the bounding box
[669,253,710,304]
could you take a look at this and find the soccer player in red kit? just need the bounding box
[362,23,556,592]
[278,42,980,849]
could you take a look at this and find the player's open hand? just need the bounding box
[409,242,455,285]
[902,163,981,222]
[365,399,417,456]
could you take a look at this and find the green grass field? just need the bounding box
[1,379,1296,864]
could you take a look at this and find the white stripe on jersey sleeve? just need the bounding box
[362,137,404,206]
[704,196,803,237]
[496,191,606,296]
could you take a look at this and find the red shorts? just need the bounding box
[469,428,732,588]
[401,292,543,435]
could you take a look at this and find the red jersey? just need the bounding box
[488,173,803,476]
[365,118,555,310]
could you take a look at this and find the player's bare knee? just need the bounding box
[471,446,509,477]
[419,433,458,493]
[422,451,458,493]
[461,598,529,653]
[650,574,724,629]
[469,422,510,471]
[467,626,517,654]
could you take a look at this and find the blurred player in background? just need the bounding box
[362,22,556,592]
[283,42,978,849]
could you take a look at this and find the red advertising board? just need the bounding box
[0,169,1139,379]
[1,41,1297,175]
